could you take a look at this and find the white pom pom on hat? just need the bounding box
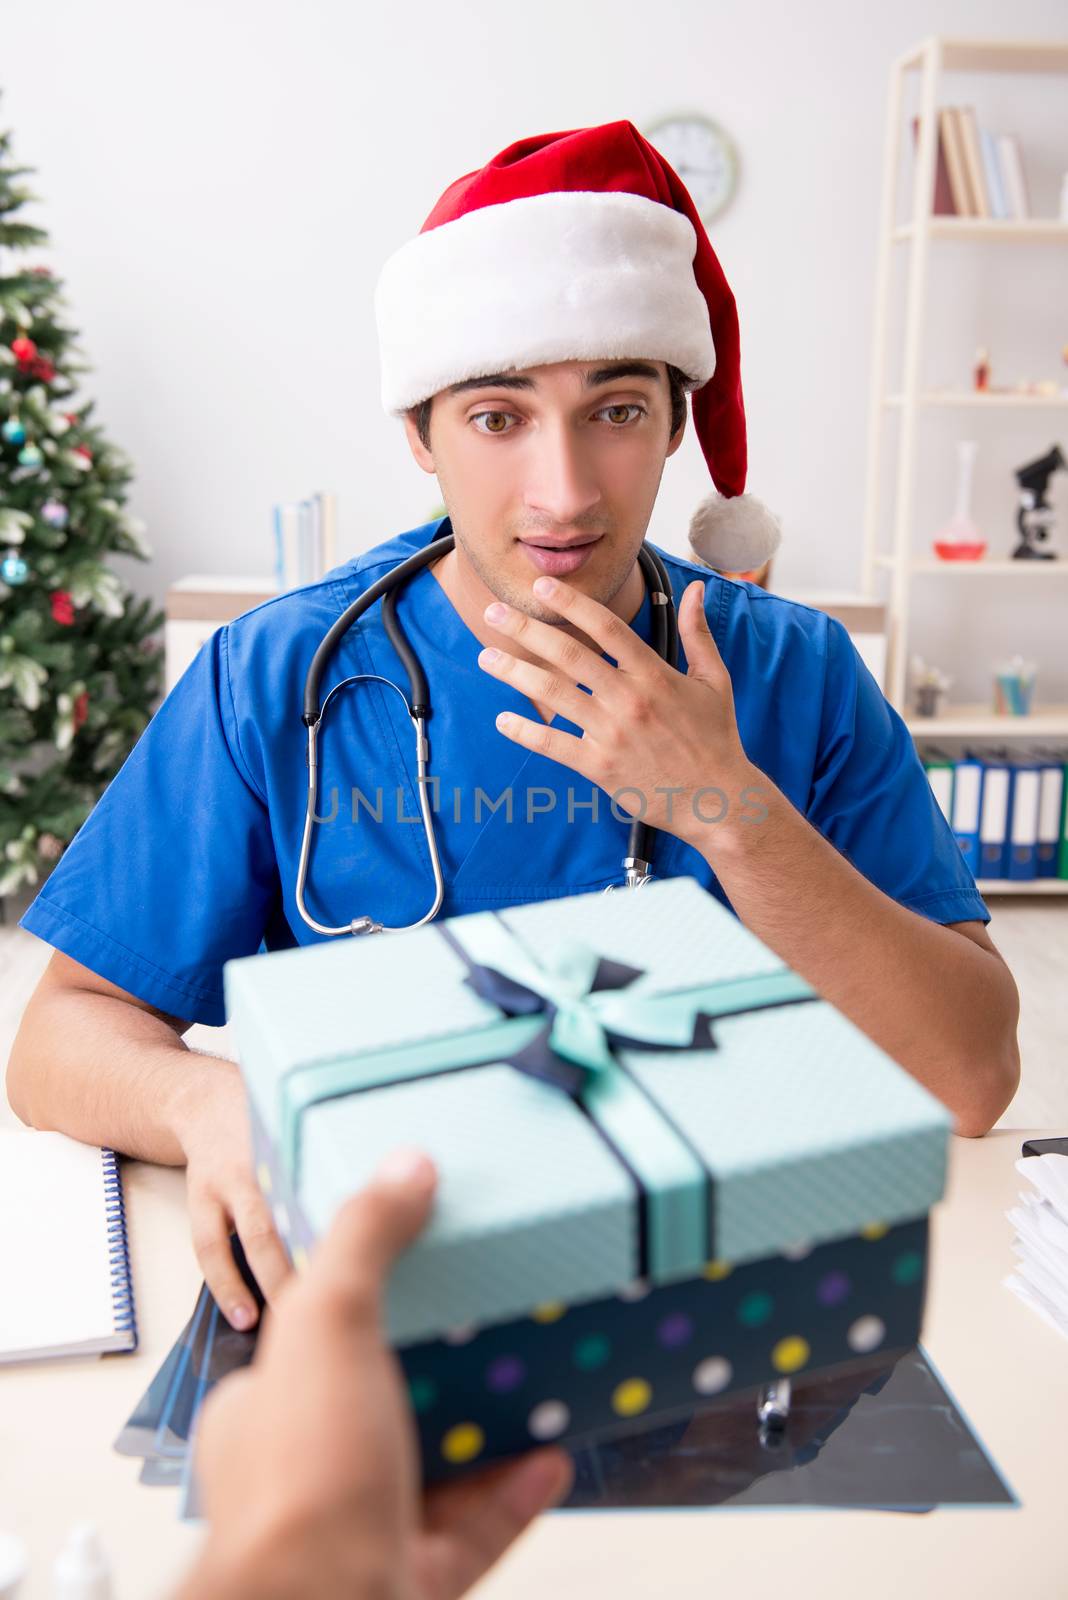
[688,490,782,573]
[374,118,780,566]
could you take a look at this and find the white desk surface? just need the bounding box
[0,1128,1064,1600]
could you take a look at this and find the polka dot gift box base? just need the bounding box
[223,875,951,1484]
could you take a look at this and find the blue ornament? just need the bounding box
[2,417,26,446]
[17,443,42,468]
[0,551,30,585]
[41,499,69,529]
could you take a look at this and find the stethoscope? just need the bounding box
[295,530,679,937]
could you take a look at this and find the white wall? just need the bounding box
[3,0,1067,704]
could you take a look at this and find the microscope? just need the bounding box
[1013,444,1065,560]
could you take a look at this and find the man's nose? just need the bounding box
[523,419,602,525]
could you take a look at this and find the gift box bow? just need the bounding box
[455,931,720,1096]
[277,913,819,1279]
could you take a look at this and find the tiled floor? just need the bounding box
[1,885,1065,1134]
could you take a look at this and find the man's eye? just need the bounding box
[598,404,646,426]
[470,411,516,435]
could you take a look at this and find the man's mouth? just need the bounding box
[517,534,602,577]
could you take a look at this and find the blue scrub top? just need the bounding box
[19,516,990,1027]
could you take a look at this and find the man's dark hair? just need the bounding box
[408,362,691,452]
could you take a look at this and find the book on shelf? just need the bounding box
[273,491,338,592]
[919,745,1068,880]
[911,108,1030,219]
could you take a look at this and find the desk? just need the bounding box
[1,1129,1064,1600]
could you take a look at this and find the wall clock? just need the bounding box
[644,113,739,224]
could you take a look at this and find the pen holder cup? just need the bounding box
[992,661,1037,717]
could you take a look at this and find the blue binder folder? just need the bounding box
[950,756,983,876]
[1005,756,1040,882]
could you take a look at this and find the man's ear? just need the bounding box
[402,410,436,474]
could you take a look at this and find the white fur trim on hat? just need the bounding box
[688,492,782,572]
[374,190,717,414]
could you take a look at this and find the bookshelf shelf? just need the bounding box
[874,555,1068,574]
[897,38,1068,75]
[975,877,1068,895]
[893,218,1068,242]
[906,703,1068,736]
[884,391,1068,407]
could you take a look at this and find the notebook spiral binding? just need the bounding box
[102,1147,138,1349]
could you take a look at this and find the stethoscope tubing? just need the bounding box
[297,532,678,935]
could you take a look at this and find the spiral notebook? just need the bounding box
[0,1129,137,1363]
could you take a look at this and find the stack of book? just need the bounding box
[918,747,1068,881]
[912,107,1031,218]
[273,491,338,591]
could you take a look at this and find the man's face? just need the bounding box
[402,358,686,622]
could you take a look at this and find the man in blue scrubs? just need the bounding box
[9,120,1020,1332]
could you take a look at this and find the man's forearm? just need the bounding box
[6,987,239,1165]
[698,769,1021,1137]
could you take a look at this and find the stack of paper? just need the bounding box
[1005,1154,1068,1340]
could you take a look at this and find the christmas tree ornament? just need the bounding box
[50,590,75,626]
[0,549,29,585]
[41,498,69,527]
[37,832,64,861]
[1,417,26,445]
[10,335,37,365]
[29,356,56,383]
[374,118,781,566]
[17,441,42,468]
[53,684,89,748]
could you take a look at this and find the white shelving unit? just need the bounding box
[976,877,1068,895]
[860,35,1068,741]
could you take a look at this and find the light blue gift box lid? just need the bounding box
[224,876,951,1346]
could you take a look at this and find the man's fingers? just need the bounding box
[417,1449,574,1600]
[232,1186,294,1308]
[189,1192,260,1331]
[679,581,728,685]
[306,1148,438,1319]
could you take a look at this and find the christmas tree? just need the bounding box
[0,97,164,905]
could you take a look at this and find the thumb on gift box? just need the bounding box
[316,1148,438,1311]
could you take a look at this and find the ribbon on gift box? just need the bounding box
[277,911,819,1281]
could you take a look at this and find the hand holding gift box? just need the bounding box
[223,876,951,1483]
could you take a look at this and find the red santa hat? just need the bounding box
[374,118,781,572]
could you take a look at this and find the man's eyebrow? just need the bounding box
[446,362,664,397]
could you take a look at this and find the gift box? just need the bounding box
[223,876,951,1482]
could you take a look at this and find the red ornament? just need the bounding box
[50,590,75,626]
[29,356,56,383]
[73,690,89,731]
[74,443,92,463]
[11,336,37,365]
